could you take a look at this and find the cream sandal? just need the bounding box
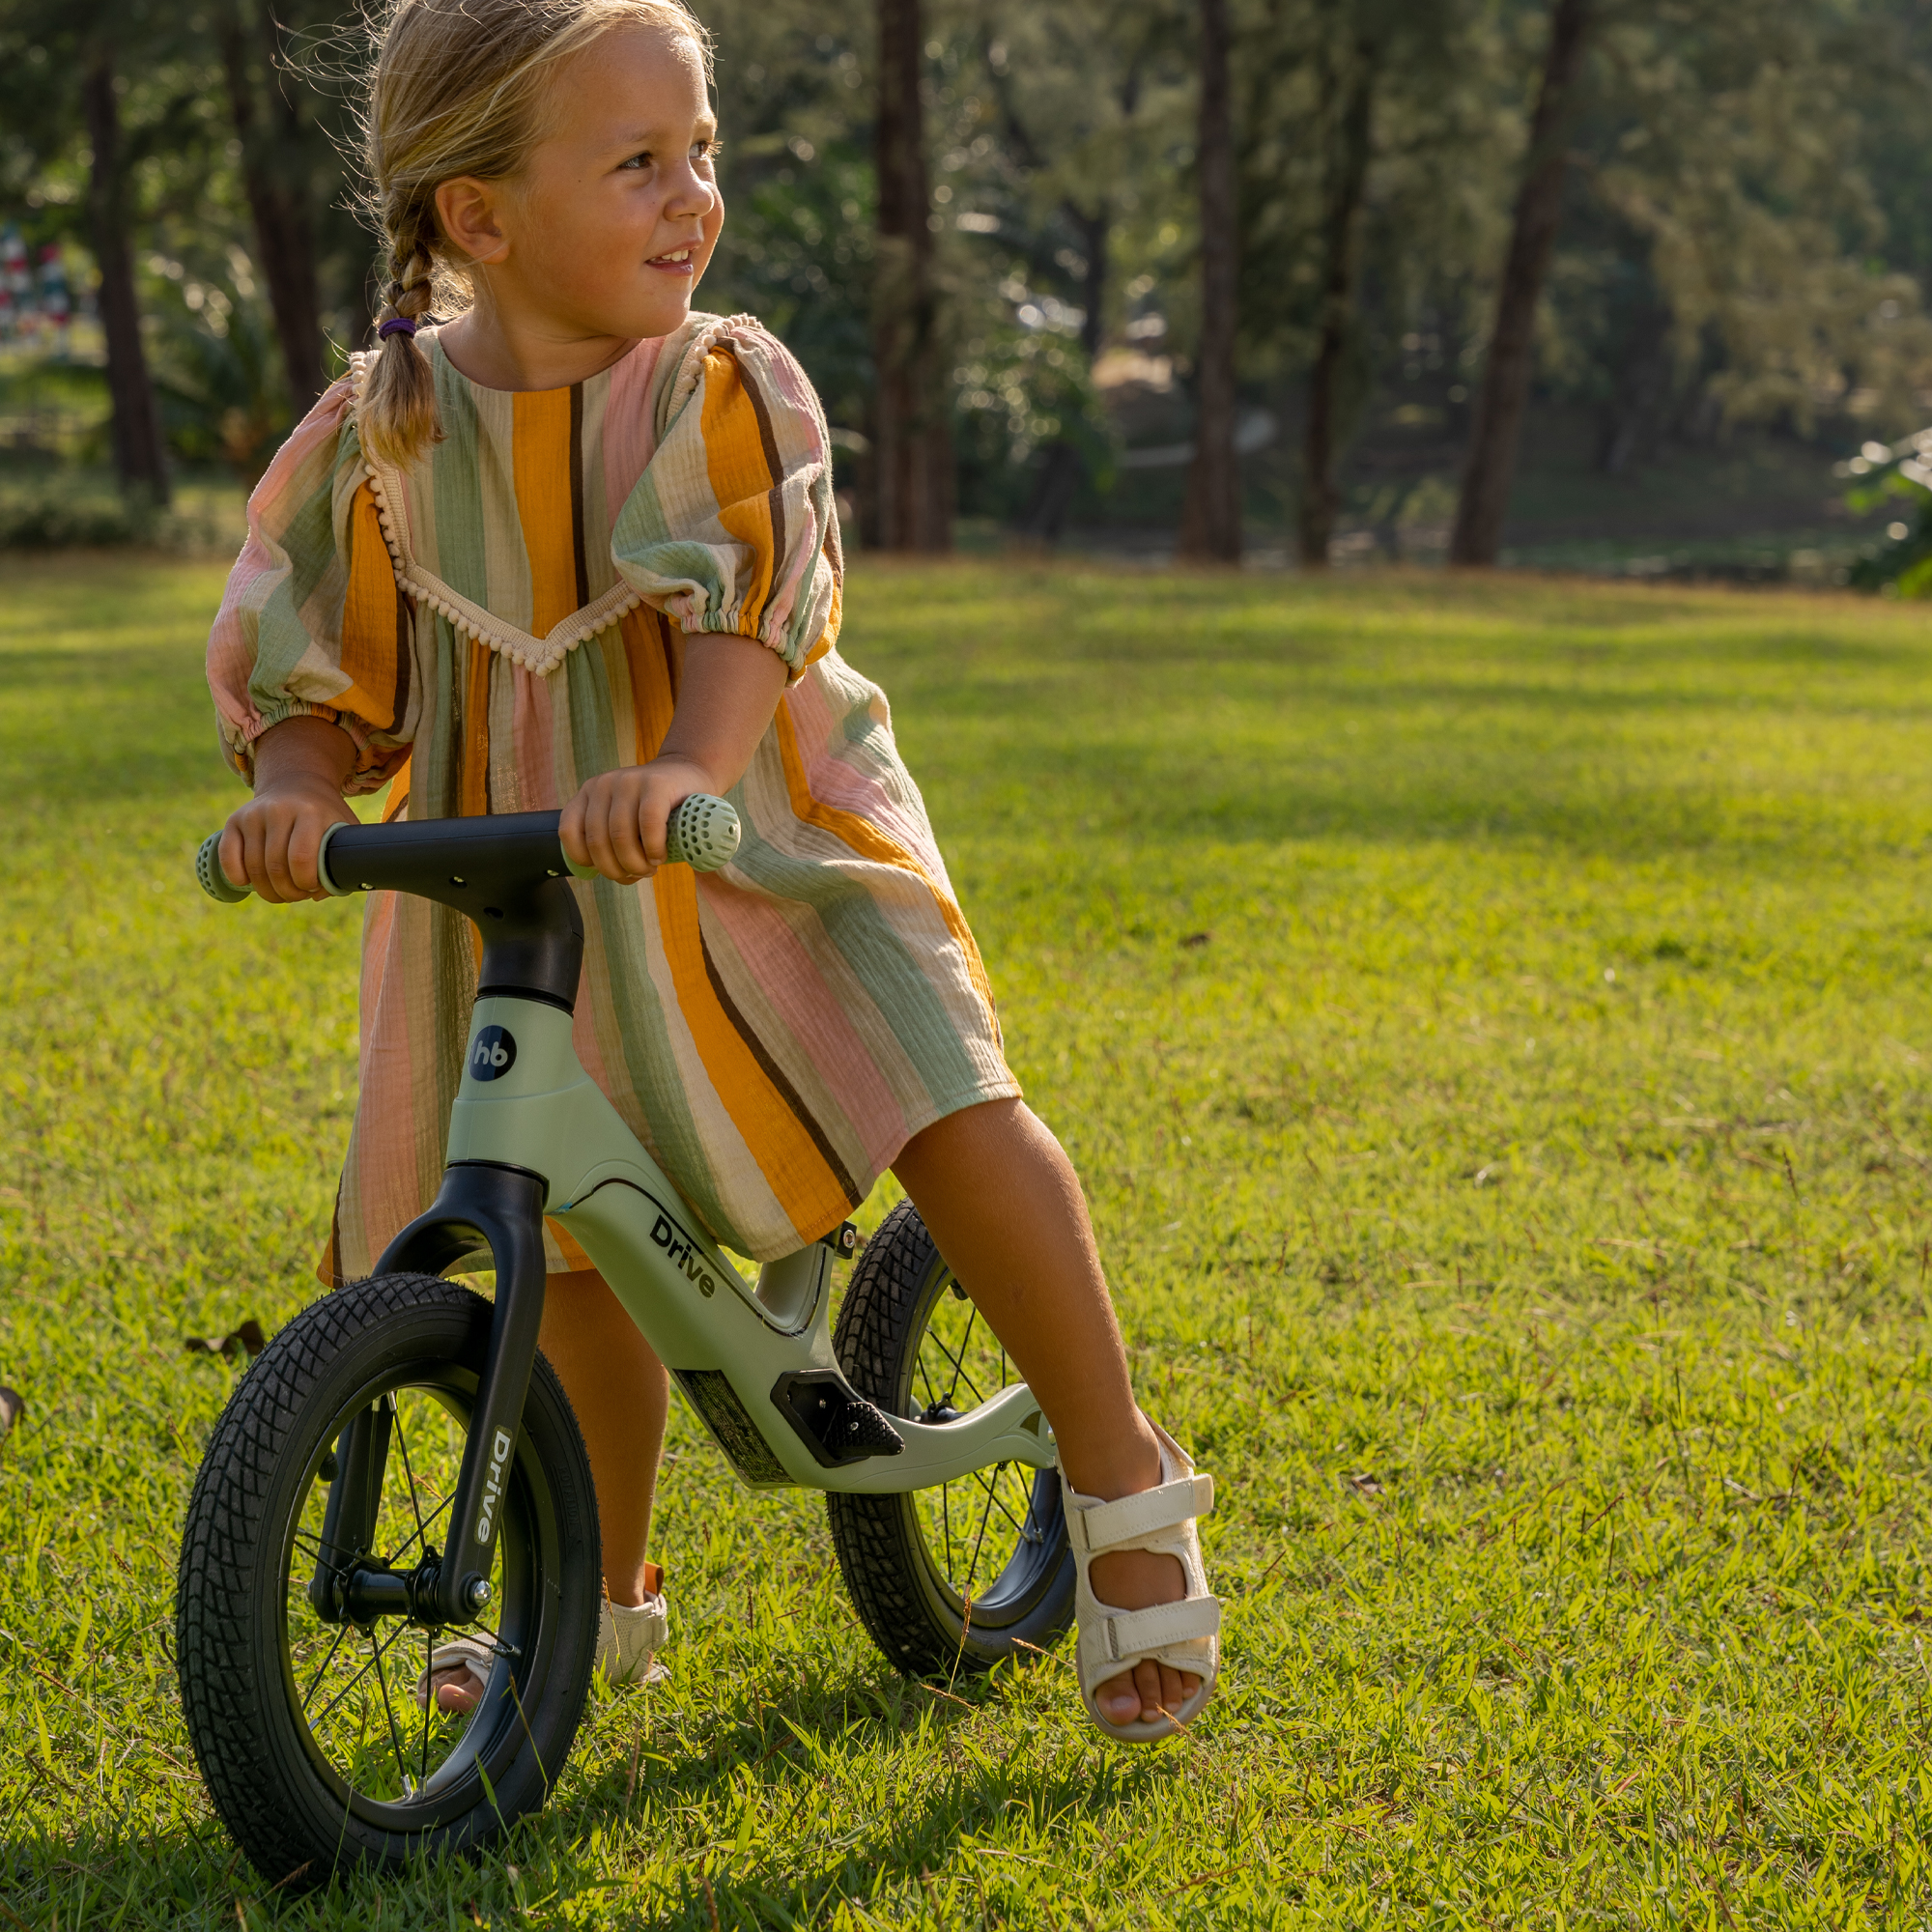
[413,1571,669,1711]
[1063,1422,1220,1741]
[596,1588,669,1688]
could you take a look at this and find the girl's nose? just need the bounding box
[665,165,718,222]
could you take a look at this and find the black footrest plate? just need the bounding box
[771,1370,905,1467]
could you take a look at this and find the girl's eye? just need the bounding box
[619,151,654,173]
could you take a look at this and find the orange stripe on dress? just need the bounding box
[698,350,777,637]
[546,1218,595,1271]
[461,638,492,818]
[774,705,1002,1025]
[339,482,403,728]
[621,607,679,763]
[511,387,580,637]
[652,865,853,1242]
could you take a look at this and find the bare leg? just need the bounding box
[431,1266,668,1714]
[892,1098,1198,1728]
[537,1267,669,1603]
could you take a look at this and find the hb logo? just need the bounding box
[469,1025,517,1082]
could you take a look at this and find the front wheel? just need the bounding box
[175,1273,601,1890]
[828,1200,1074,1677]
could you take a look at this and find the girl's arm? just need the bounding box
[560,631,786,883]
[218,716,361,902]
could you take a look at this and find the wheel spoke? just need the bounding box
[962,1462,1000,1600]
[305,1618,417,1735]
[298,1625,351,1714]
[389,1400,430,1550]
[968,1463,1032,1544]
[384,1488,454,1569]
[368,1627,413,1797]
[921,1323,988,1410]
[292,1526,359,1568]
[421,1627,438,1784]
[946,1304,980,1405]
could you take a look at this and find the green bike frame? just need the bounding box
[198,802,1051,1632]
[448,988,1054,1493]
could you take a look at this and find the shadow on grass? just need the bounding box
[1,1656,1177,1927]
[552,1661,1179,1927]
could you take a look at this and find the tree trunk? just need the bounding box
[1449,0,1595,566]
[217,0,327,414]
[1178,0,1239,562]
[872,0,951,552]
[80,43,169,503]
[1297,34,1377,569]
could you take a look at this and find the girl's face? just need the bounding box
[440,25,724,347]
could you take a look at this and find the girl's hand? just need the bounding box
[220,716,359,903]
[560,754,717,885]
[562,630,786,885]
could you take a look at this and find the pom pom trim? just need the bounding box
[346,351,642,677]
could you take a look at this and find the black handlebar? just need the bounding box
[195,796,743,1009]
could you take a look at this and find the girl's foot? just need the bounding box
[415,1570,668,1716]
[1062,1419,1220,1739]
[1086,1547,1200,1726]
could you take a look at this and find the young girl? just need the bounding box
[207,0,1218,1743]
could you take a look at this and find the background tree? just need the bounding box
[80,29,171,502]
[872,0,951,551]
[1449,0,1594,567]
[1178,0,1240,560]
[9,0,1932,563]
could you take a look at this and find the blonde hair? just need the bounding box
[359,0,712,469]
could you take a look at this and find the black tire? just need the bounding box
[827,1200,1074,1677]
[175,1273,600,1891]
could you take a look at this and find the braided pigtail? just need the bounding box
[359,208,443,470]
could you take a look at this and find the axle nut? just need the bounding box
[466,1576,493,1611]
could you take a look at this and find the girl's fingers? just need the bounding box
[260,812,304,902]
[218,823,248,893]
[608,781,656,880]
[558,793,587,867]
[638,786,669,869]
[585,781,644,884]
[286,813,324,899]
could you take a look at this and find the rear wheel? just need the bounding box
[175,1273,601,1890]
[827,1200,1074,1676]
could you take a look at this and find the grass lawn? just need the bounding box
[3,554,1932,1927]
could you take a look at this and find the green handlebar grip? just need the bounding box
[665,793,742,871]
[563,793,742,879]
[195,831,252,904]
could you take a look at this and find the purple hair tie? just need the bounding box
[378,316,418,339]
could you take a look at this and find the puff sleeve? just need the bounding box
[206,379,416,791]
[609,315,842,677]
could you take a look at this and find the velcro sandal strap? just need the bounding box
[1066,1473,1214,1555]
[1100,1595,1222,1662]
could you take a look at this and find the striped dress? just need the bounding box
[208,312,1016,1277]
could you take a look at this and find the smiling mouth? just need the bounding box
[648,245,697,271]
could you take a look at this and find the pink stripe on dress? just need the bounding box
[697,875,911,1164]
[781,674,946,867]
[602,337,666,512]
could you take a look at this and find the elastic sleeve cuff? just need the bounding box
[682,614,811,681]
[225,700,402,795]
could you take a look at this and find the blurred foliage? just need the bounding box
[1839,432,1932,593]
[150,270,295,486]
[6,0,1932,541]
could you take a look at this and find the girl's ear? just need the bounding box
[436,177,512,266]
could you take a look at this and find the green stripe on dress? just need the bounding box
[562,644,736,1241]
[430,357,490,610]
